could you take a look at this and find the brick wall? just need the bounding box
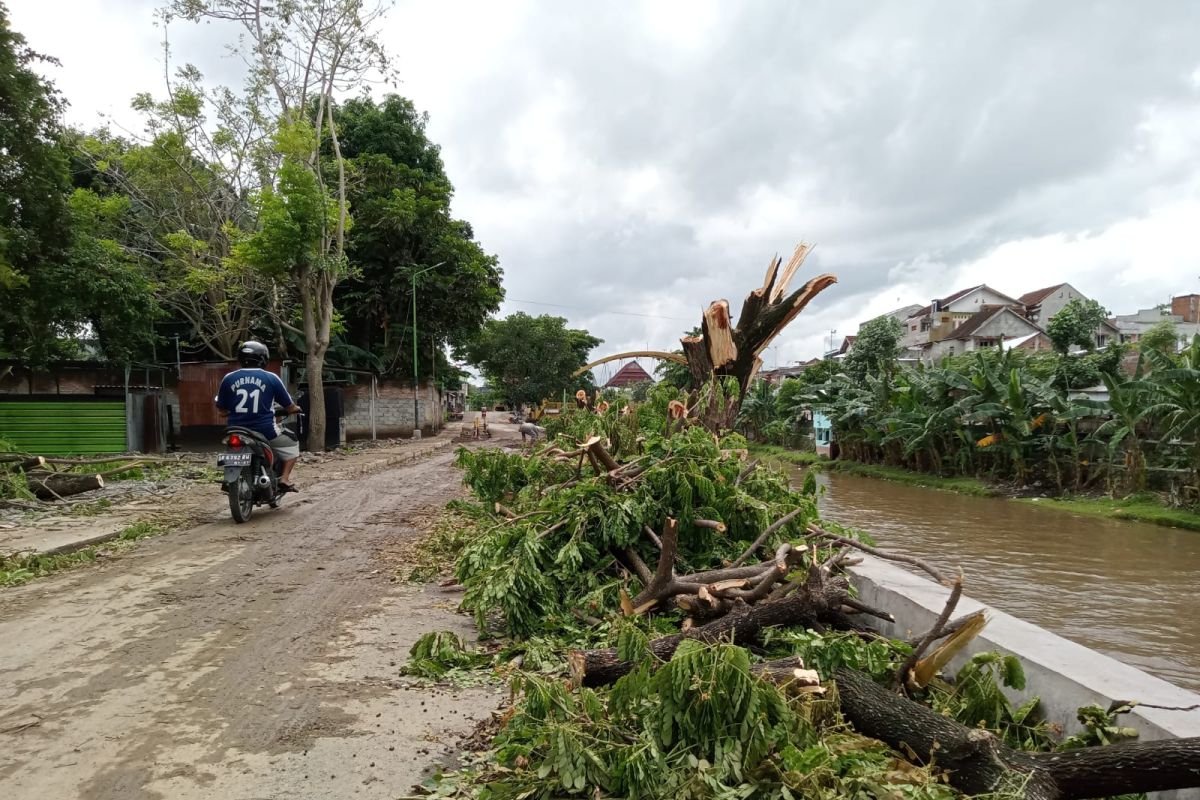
[342,380,443,439]
[1172,294,1200,324]
[0,364,128,395]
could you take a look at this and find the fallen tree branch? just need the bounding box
[904,610,986,648]
[732,508,805,567]
[734,458,759,486]
[895,572,963,691]
[573,557,856,686]
[806,526,952,586]
[628,518,679,611]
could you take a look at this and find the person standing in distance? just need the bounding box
[214,341,303,492]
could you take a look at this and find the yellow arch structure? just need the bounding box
[572,350,687,378]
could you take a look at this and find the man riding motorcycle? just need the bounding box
[214,341,302,492]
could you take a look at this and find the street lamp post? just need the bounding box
[411,262,446,439]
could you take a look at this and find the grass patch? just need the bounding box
[747,443,823,467]
[0,520,169,587]
[1017,494,1200,532]
[749,444,1000,497]
[824,461,1001,497]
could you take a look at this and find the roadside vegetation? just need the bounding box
[0,521,167,587]
[399,392,1164,799]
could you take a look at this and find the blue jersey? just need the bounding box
[214,368,294,439]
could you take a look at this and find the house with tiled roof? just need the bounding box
[1018,282,1120,348]
[901,285,1026,361]
[923,305,1051,362]
[604,361,653,389]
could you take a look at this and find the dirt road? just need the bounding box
[0,434,502,800]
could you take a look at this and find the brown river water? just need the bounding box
[798,469,1200,692]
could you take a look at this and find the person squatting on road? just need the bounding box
[214,341,302,492]
[519,422,546,443]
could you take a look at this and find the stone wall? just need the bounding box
[849,556,1200,799]
[342,380,443,439]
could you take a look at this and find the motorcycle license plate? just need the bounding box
[217,452,252,467]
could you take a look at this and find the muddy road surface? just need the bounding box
[0,435,501,800]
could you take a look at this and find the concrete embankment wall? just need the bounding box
[848,556,1200,800]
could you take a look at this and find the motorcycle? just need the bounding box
[217,411,301,523]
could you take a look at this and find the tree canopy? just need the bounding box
[1046,298,1108,354]
[1139,320,1179,358]
[0,1,499,397]
[0,4,72,362]
[458,313,601,407]
[333,95,503,377]
[842,316,903,383]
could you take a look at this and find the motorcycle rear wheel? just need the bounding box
[229,473,253,523]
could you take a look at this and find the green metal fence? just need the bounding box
[0,400,127,455]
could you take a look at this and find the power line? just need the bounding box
[506,297,693,323]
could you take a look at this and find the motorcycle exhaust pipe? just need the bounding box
[255,473,272,488]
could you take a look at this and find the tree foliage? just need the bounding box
[458,313,601,408]
[842,316,903,383]
[0,4,72,361]
[333,95,503,377]
[1139,320,1179,358]
[1046,298,1108,354]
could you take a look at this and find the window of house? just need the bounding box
[920,319,932,332]
[1096,334,1107,348]
[911,325,917,331]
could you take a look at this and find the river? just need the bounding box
[801,469,1200,692]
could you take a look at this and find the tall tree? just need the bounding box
[166,0,394,447]
[332,95,503,376]
[1139,320,1179,358]
[1046,298,1108,354]
[0,3,72,361]
[458,313,601,408]
[843,316,902,383]
[69,129,265,359]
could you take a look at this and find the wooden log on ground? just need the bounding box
[24,471,104,500]
[833,666,1200,800]
[1,455,47,472]
[750,655,823,691]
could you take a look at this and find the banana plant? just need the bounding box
[1093,371,1161,495]
[1141,335,1200,495]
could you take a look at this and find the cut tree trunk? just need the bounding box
[680,243,836,395]
[1,456,47,472]
[24,471,104,500]
[834,666,1200,800]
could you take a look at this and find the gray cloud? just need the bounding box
[12,0,1200,368]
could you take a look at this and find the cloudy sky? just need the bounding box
[10,1,1200,378]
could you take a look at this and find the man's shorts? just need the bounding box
[270,432,300,460]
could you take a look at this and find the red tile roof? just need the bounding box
[604,361,654,388]
[1017,284,1064,307]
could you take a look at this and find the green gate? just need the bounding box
[0,399,127,455]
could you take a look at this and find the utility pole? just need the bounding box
[410,262,446,439]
